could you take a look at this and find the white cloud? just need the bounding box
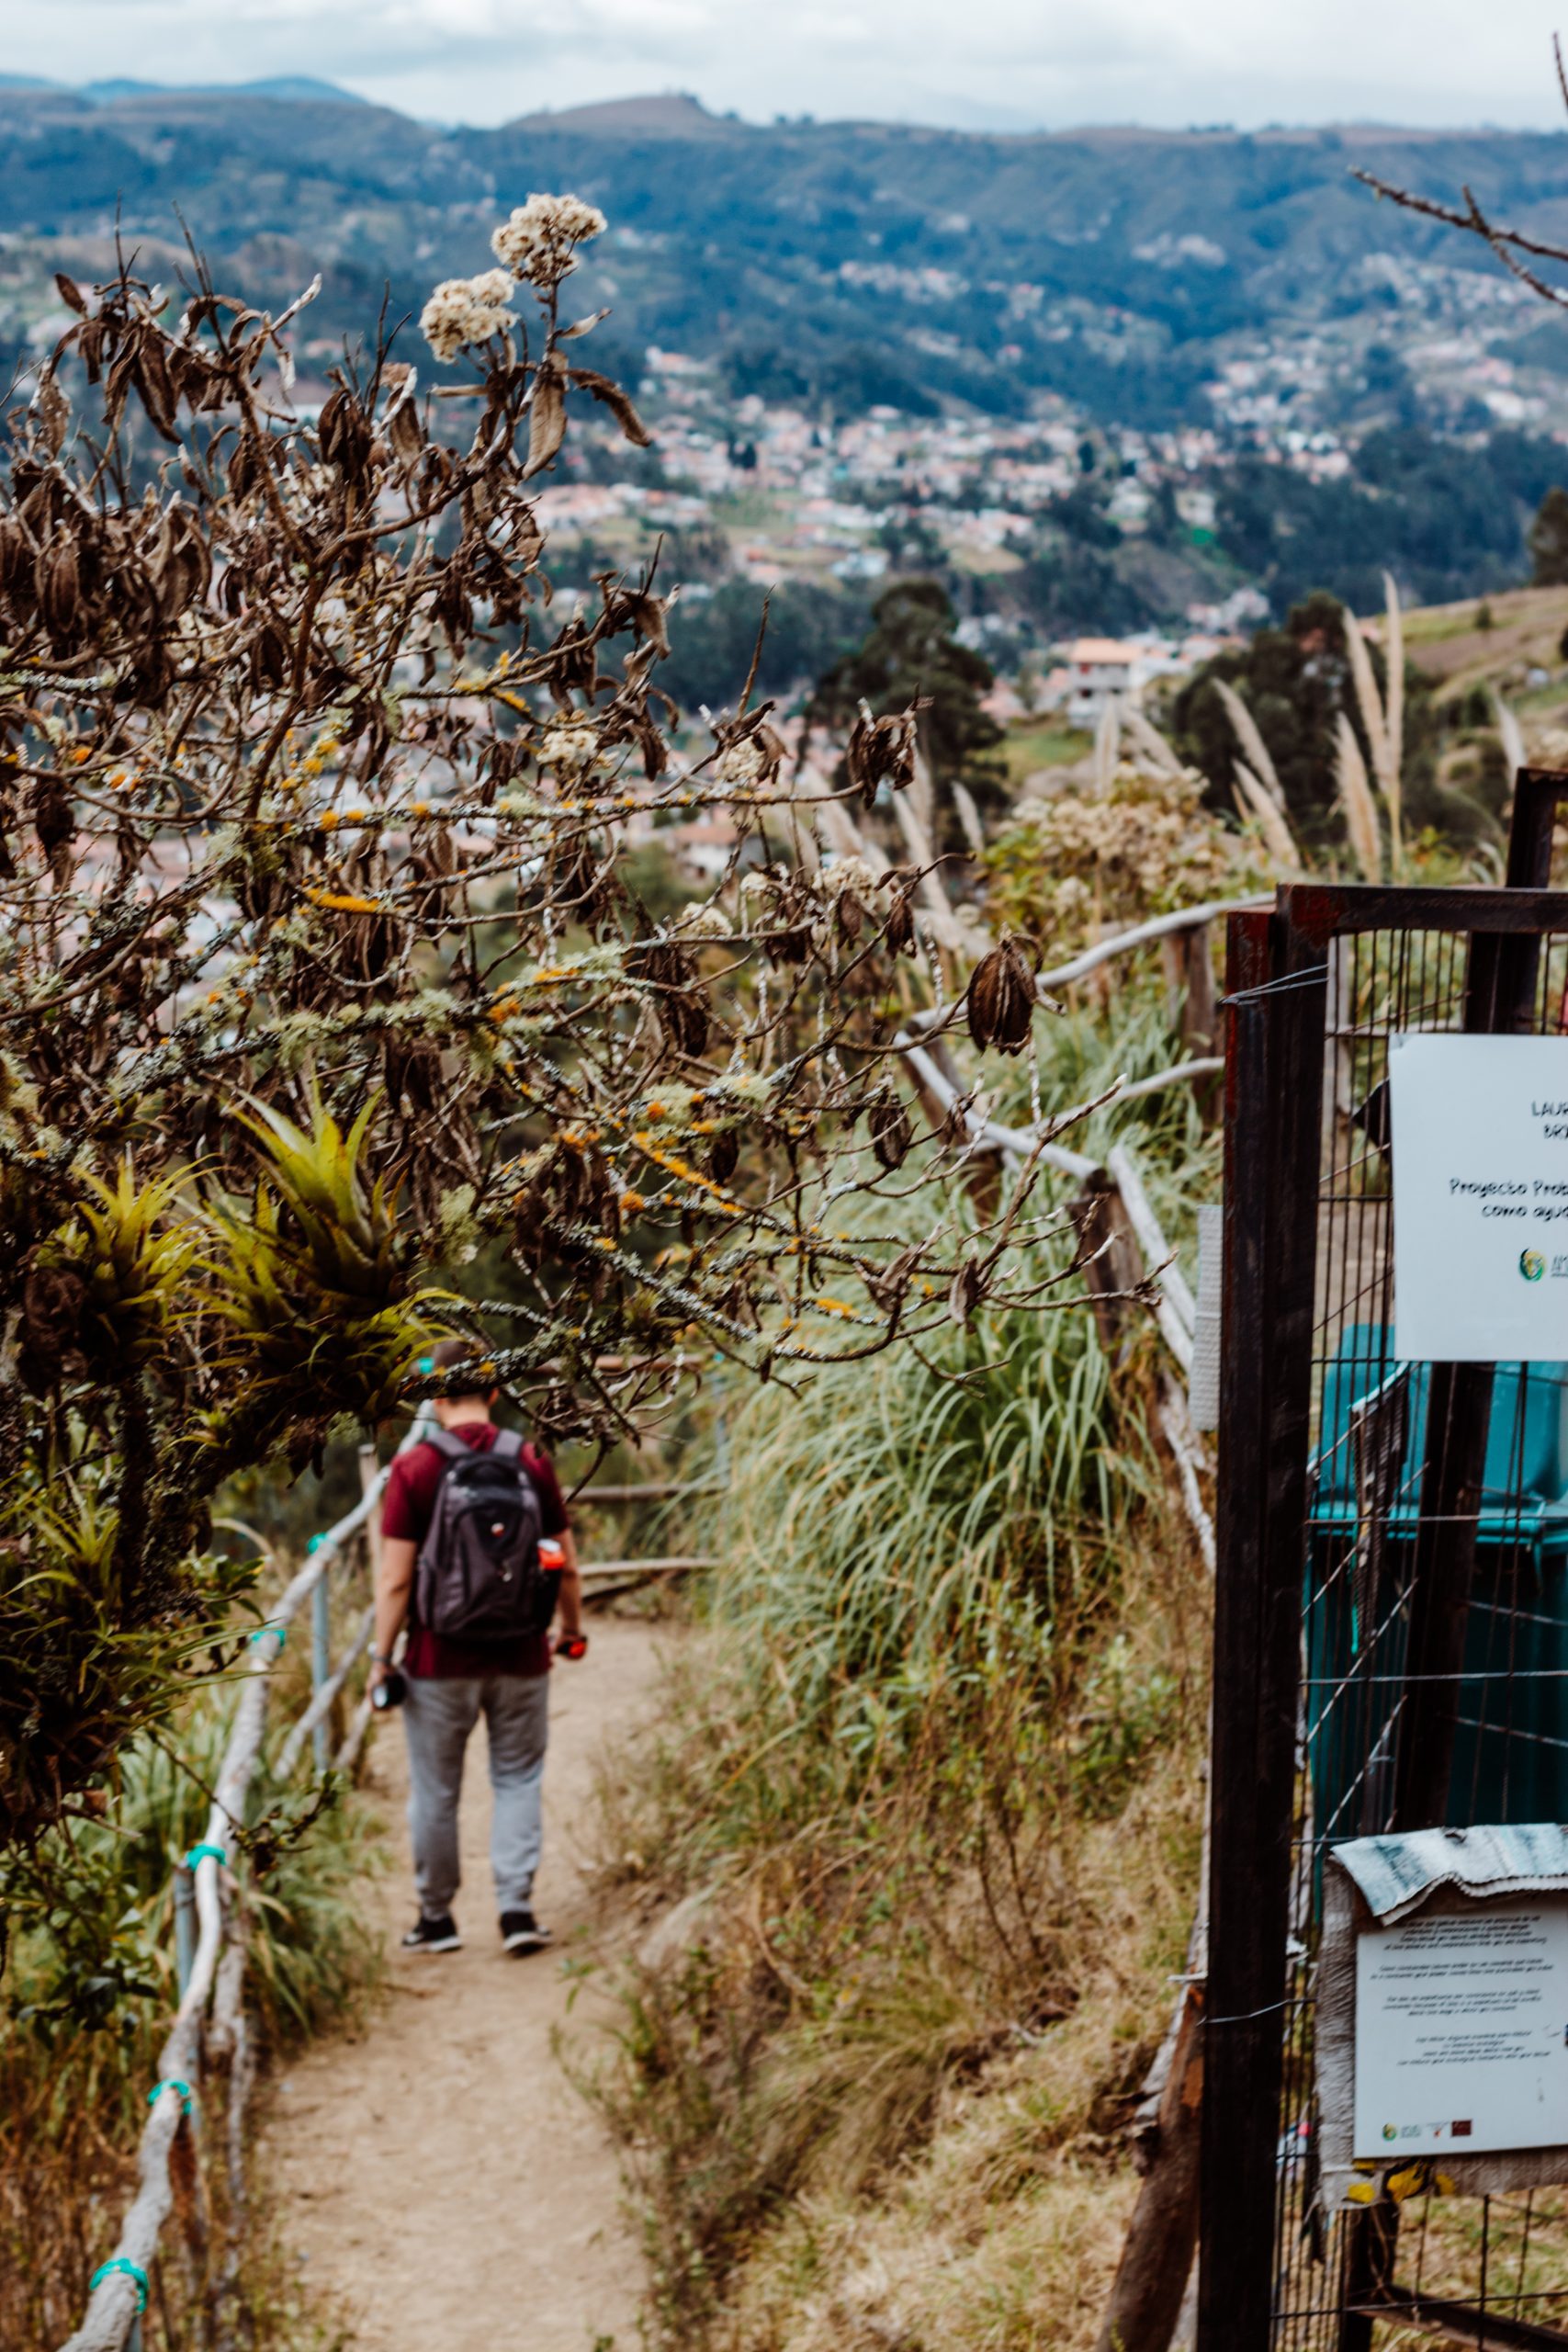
[12,0,1568,131]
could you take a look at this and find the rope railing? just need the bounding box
[65,1403,723,2348]
[62,1420,429,2352]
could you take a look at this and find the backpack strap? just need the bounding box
[491,1430,524,1463]
[421,1426,474,1462]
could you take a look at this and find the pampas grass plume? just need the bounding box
[1335,711,1382,883]
[1233,761,1302,872]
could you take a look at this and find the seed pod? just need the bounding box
[883,877,917,957]
[844,705,918,808]
[662,988,709,1058]
[227,433,263,503]
[134,334,181,444]
[36,537,82,640]
[709,1126,739,1185]
[525,355,569,478]
[387,390,424,467]
[867,1087,913,1171]
[318,388,375,485]
[632,938,706,1055]
[764,922,811,967]
[947,1257,986,1326]
[30,778,73,859]
[0,516,31,597]
[966,935,1037,1057]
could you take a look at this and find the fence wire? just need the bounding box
[1269,922,1568,2349]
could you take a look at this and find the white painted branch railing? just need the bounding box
[892,898,1226,1583]
[892,1042,1199,1370]
[275,1607,375,1781]
[62,1423,427,2352]
[1030,895,1271,994]
[891,896,1255,1375]
[63,1410,725,2349]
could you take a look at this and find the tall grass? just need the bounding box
[586,979,1216,2346]
[714,1264,1129,1728]
[0,1677,383,2348]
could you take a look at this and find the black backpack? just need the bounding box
[413,1428,553,1644]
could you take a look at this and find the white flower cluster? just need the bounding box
[822,854,883,900]
[420,268,516,362]
[737,868,775,920]
[715,738,764,787]
[491,192,608,288]
[536,721,599,773]
[671,899,733,941]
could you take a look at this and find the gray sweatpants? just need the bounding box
[401,1672,549,1919]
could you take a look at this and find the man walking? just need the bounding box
[369,1339,586,1955]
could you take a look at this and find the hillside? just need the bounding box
[6,89,1568,647]
[6,87,1568,428]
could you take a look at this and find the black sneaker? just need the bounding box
[500,1905,551,1954]
[400,1912,461,1953]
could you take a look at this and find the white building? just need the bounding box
[1059,639,1145,726]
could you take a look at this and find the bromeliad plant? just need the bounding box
[0,201,1083,1846]
[2,1102,434,1846]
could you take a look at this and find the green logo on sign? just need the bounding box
[1521,1249,1547,1283]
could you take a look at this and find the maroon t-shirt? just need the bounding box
[381,1420,570,1679]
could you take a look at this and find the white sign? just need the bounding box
[1354,1902,1568,2159]
[1390,1033,1568,1361]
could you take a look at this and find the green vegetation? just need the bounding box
[657,578,868,712]
[7,92,1568,434]
[589,978,1215,2352]
[1,1668,383,2347]
[1002,720,1094,783]
[0,223,984,1863]
[1171,588,1510,851]
[1213,430,1567,617]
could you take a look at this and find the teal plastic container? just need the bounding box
[1305,1327,1568,1837]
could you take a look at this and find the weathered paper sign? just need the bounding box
[1390,1032,1568,1362]
[1353,1902,1568,2159]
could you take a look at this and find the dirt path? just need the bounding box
[262,1618,660,2352]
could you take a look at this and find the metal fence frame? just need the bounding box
[1200,777,1568,2352]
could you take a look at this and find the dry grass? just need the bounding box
[0,1685,385,2351]
[588,1484,1207,2352]
[579,989,1216,2352]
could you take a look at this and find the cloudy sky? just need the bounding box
[15,0,1568,132]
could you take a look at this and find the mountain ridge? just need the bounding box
[4,85,1568,445]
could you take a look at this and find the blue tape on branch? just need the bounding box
[250,1623,285,1647]
[148,2078,193,2114]
[89,2258,148,2312]
[185,1841,226,1870]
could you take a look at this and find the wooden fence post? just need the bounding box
[1095,1986,1205,2352]
[1066,1170,1145,1353]
[1197,912,1325,2352]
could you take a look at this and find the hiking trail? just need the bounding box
[261,1615,660,2351]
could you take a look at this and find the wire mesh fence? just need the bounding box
[1201,862,1568,2352]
